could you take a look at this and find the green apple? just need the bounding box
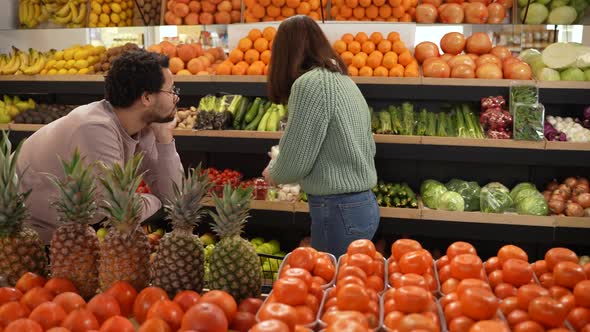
[96,228,107,241]
[200,233,216,246]
[267,239,281,254]
[250,237,265,247]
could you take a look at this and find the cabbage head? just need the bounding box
[421,181,448,209]
[480,182,513,213]
[516,194,549,216]
[510,182,537,201]
[438,191,465,211]
[445,179,481,211]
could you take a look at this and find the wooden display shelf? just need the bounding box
[420,208,556,227]
[373,134,421,145]
[420,136,546,150]
[545,141,590,151]
[293,201,421,219]
[555,216,590,229]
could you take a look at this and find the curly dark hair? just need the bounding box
[105,50,170,108]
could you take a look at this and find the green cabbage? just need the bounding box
[514,188,541,206]
[538,68,561,81]
[516,193,549,216]
[445,179,481,211]
[561,68,586,81]
[421,180,448,209]
[480,182,513,214]
[510,182,537,201]
[520,3,549,23]
[519,49,542,64]
[438,191,465,212]
[548,6,577,24]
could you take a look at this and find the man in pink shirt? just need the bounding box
[17,50,184,244]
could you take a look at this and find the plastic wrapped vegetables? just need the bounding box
[420,179,448,209]
[445,179,481,211]
[480,182,513,213]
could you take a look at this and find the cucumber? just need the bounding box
[266,109,280,132]
[244,102,269,131]
[232,98,250,129]
[257,110,272,131]
[244,97,262,124]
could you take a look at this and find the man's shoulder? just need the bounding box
[68,100,119,132]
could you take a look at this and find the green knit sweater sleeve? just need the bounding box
[269,70,330,184]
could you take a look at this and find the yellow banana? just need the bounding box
[73,2,86,23]
[18,0,26,26]
[23,56,45,75]
[17,50,29,71]
[52,10,73,24]
[34,3,41,18]
[2,56,20,75]
[45,2,59,13]
[54,2,70,16]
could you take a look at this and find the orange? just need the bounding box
[374,66,389,76]
[340,51,354,65]
[286,0,300,8]
[254,38,269,52]
[330,6,340,17]
[357,51,369,60]
[400,13,412,21]
[382,52,398,68]
[387,17,399,21]
[353,7,364,18]
[361,41,375,54]
[367,53,382,69]
[267,5,281,16]
[404,65,419,77]
[238,38,253,52]
[379,5,392,17]
[187,58,205,73]
[359,66,373,76]
[347,41,361,54]
[251,4,265,18]
[389,63,404,77]
[398,51,412,66]
[333,40,347,54]
[309,10,321,19]
[260,50,271,64]
[389,0,401,6]
[215,62,232,75]
[169,57,185,74]
[392,40,407,54]
[391,5,404,17]
[272,0,285,6]
[263,27,276,41]
[309,0,320,9]
[228,48,244,64]
[355,32,369,43]
[377,40,392,53]
[370,32,383,44]
[244,49,260,64]
[342,33,355,43]
[345,0,358,7]
[366,5,379,18]
[247,62,264,75]
[248,29,262,41]
[340,5,353,17]
[351,54,366,68]
[282,6,295,16]
[359,0,371,6]
[401,0,411,8]
[297,2,311,14]
[348,65,359,76]
[231,61,248,75]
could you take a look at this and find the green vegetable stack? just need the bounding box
[510,85,544,141]
[195,94,247,130]
[372,182,418,208]
[241,97,288,132]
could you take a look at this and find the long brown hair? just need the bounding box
[267,15,347,104]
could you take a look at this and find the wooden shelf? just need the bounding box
[555,216,590,229]
[420,136,546,150]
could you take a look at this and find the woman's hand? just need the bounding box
[263,165,277,186]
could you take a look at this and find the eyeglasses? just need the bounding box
[160,86,180,97]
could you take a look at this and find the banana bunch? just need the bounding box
[19,0,49,28]
[0,95,36,123]
[48,0,87,27]
[0,47,54,75]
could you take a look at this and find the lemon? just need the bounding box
[94,0,103,3]
[57,68,68,75]
[40,69,48,75]
[117,21,126,27]
[97,22,107,27]
[45,59,57,70]
[102,3,111,14]
[125,8,132,16]
[48,68,58,75]
[68,68,78,75]
[110,3,121,12]
[99,13,110,24]
[126,0,133,7]
[120,1,127,9]
[96,46,107,53]
[91,1,102,14]
[87,66,95,74]
[78,67,90,75]
[108,22,116,27]
[87,55,98,65]
[74,60,89,69]
[119,11,127,20]
[126,18,132,25]
[88,22,97,27]
[110,12,120,23]
[74,50,89,60]
[54,60,66,70]
[63,49,75,60]
[89,12,99,23]
[65,59,76,69]
[52,51,64,61]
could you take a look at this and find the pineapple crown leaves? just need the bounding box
[208,184,253,238]
[98,152,146,235]
[0,131,31,236]
[47,148,98,225]
[164,164,213,230]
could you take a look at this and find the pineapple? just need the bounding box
[0,131,47,285]
[48,149,99,299]
[97,153,151,291]
[151,165,212,297]
[208,184,261,302]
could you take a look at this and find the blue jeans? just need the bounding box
[308,190,380,258]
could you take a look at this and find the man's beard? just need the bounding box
[145,104,176,123]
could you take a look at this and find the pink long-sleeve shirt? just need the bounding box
[16,100,184,244]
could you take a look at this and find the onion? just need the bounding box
[564,176,578,189]
[548,200,566,214]
[476,54,502,69]
[551,190,567,201]
[486,3,506,23]
[558,184,572,198]
[546,179,559,191]
[574,183,589,195]
[577,177,589,187]
[415,3,438,23]
[543,190,552,201]
[565,202,584,217]
[585,208,590,217]
[577,193,590,208]
[505,62,532,80]
[423,60,451,78]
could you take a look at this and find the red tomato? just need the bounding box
[397,313,438,332]
[15,273,46,294]
[485,256,501,274]
[392,239,423,261]
[347,239,377,258]
[528,296,568,328]
[61,309,100,332]
[199,290,237,323]
[507,309,529,326]
[450,254,483,280]
[180,302,228,332]
[516,284,549,311]
[87,293,121,325]
[499,296,518,316]
[399,250,430,275]
[99,316,135,332]
[288,247,317,271]
[512,320,545,332]
[273,277,308,307]
[502,259,534,287]
[249,319,290,332]
[568,307,590,331]
[20,287,54,311]
[0,302,30,328]
[456,278,492,296]
[545,248,578,271]
[337,283,370,312]
[394,286,430,314]
[0,288,22,306]
[468,320,510,332]
[348,254,375,276]
[4,318,43,332]
[531,260,549,276]
[105,281,137,318]
[137,318,171,332]
[237,298,263,315]
[146,300,184,331]
[52,292,86,314]
[459,287,498,320]
[133,287,168,324]
[257,302,297,331]
[29,302,67,330]
[229,311,257,332]
[553,261,586,289]
[43,278,78,295]
[494,283,517,299]
[172,290,200,312]
[575,280,590,308]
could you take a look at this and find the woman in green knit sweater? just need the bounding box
[263,15,379,258]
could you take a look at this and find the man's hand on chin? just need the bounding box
[150,118,176,144]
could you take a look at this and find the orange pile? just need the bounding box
[333,31,419,77]
[330,0,417,21]
[164,0,241,25]
[244,0,327,22]
[218,27,276,75]
[147,41,226,75]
